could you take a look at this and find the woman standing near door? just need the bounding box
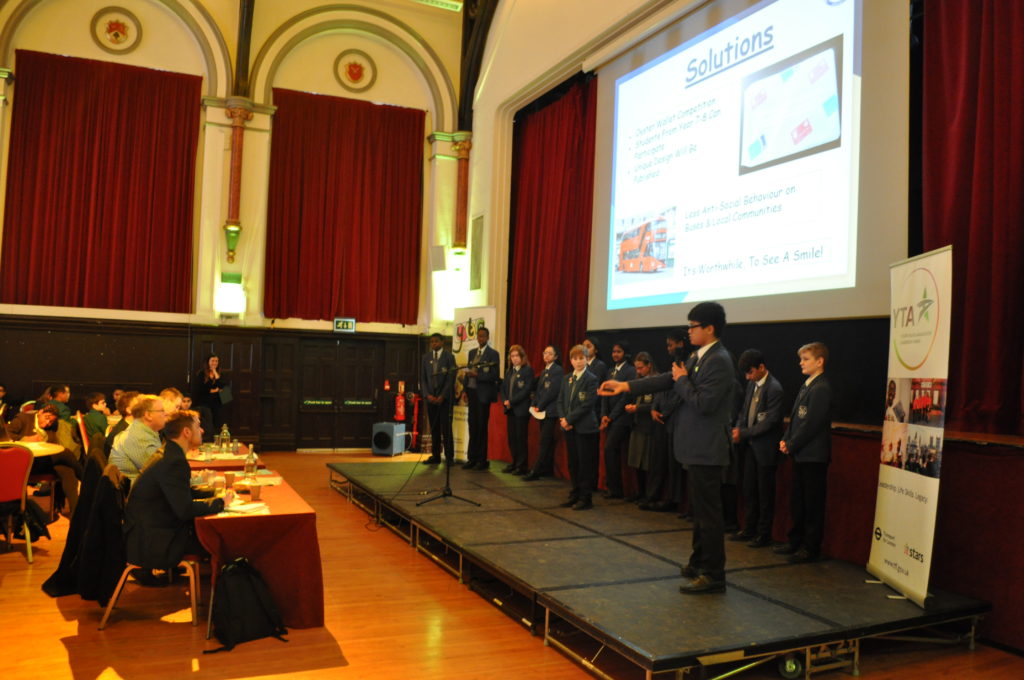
[195,354,227,436]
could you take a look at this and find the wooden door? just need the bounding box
[297,339,383,449]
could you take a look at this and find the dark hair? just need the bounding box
[666,328,688,343]
[429,332,443,341]
[544,345,561,365]
[738,349,766,374]
[117,391,140,417]
[612,340,631,361]
[688,301,726,336]
[85,392,106,409]
[203,354,219,370]
[164,409,201,440]
[477,326,490,338]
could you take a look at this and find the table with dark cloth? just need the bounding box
[195,476,324,628]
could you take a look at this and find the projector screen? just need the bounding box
[588,0,908,329]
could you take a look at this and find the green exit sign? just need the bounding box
[334,317,356,333]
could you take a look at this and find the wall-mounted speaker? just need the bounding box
[371,422,406,456]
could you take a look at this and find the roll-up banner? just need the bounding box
[451,307,497,460]
[867,246,952,607]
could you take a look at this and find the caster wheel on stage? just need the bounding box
[778,653,804,679]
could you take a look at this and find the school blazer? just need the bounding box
[555,370,600,434]
[421,349,456,401]
[501,365,536,417]
[734,374,785,466]
[629,342,736,466]
[783,375,833,464]
[602,362,637,420]
[531,363,564,419]
[467,345,501,403]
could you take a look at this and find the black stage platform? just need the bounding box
[327,461,989,679]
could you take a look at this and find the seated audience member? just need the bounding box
[47,384,74,423]
[180,393,193,411]
[109,395,168,478]
[83,392,109,439]
[46,383,83,459]
[4,404,83,513]
[0,383,14,422]
[123,410,224,575]
[105,391,139,458]
[159,388,184,416]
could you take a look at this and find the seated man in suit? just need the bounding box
[123,410,224,577]
[110,395,167,478]
[4,404,83,514]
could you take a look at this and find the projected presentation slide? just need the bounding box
[740,36,843,173]
[609,0,858,311]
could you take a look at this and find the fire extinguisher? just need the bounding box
[409,393,421,448]
[394,392,406,421]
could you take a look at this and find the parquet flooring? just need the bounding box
[1,450,1020,679]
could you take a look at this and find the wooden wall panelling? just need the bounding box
[0,315,190,412]
[260,336,298,451]
[191,331,261,441]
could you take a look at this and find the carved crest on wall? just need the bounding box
[334,49,377,93]
[90,7,142,55]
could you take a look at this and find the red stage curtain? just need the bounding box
[922,1,1024,435]
[505,75,598,476]
[264,89,425,323]
[0,51,200,313]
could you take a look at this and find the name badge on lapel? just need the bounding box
[578,391,587,401]
[543,380,550,389]
[756,412,767,422]
[797,405,808,418]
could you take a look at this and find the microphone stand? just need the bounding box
[418,390,480,507]
[417,457,480,507]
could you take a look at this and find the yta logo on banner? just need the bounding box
[869,246,952,608]
[891,267,941,371]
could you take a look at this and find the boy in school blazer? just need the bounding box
[556,344,600,510]
[776,342,834,563]
[731,349,785,547]
[601,302,736,594]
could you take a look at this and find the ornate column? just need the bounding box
[452,131,472,249]
[224,97,254,263]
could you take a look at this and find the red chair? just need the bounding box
[75,411,90,454]
[0,444,37,563]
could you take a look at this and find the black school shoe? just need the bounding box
[678,574,726,594]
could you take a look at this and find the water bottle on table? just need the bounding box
[244,444,258,478]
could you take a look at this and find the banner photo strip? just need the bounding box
[867,246,952,607]
[451,307,497,460]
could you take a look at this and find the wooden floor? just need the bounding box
[2,451,1021,680]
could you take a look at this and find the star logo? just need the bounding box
[917,288,934,322]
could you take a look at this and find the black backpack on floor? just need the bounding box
[204,557,288,652]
